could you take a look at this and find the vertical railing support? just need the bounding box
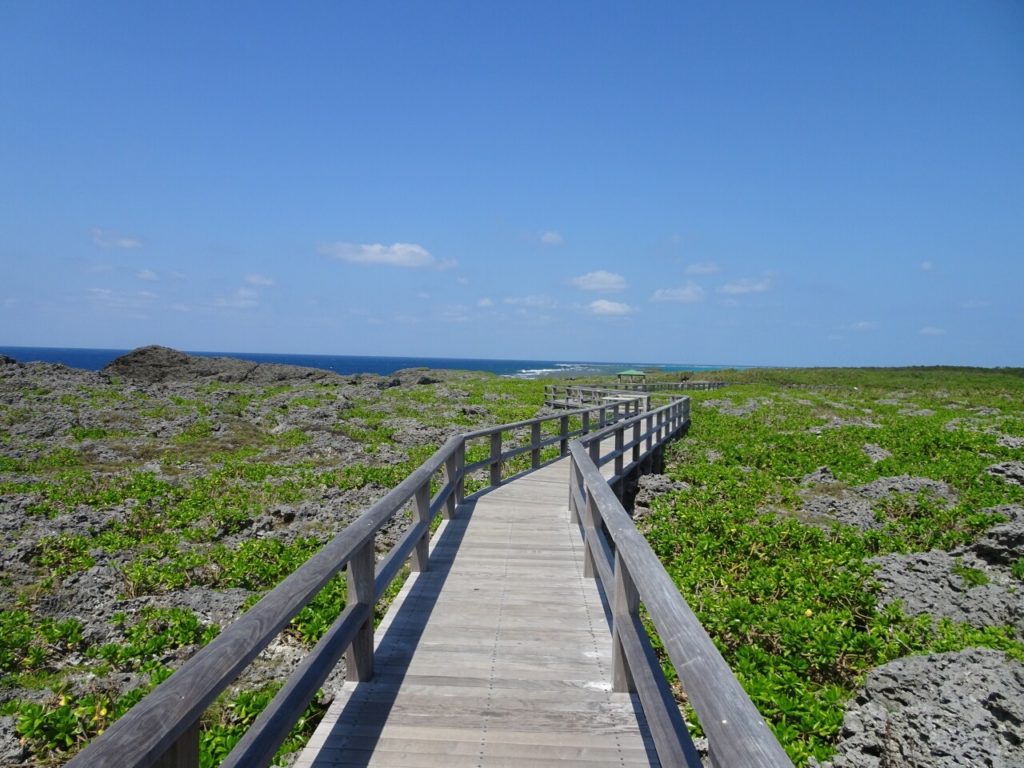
[443,444,460,519]
[612,550,639,693]
[582,410,590,436]
[153,720,199,768]
[559,415,569,457]
[411,484,431,572]
[582,489,598,578]
[531,422,541,469]
[614,425,624,490]
[632,419,641,465]
[346,539,375,682]
[489,431,502,487]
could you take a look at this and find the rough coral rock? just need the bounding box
[820,649,1024,768]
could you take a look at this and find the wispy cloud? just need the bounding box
[215,287,259,309]
[846,320,880,332]
[589,299,632,316]
[540,231,563,246]
[686,261,719,275]
[961,299,989,309]
[720,277,772,295]
[319,241,449,269]
[919,326,946,336]
[91,228,142,249]
[570,270,626,292]
[137,269,158,281]
[504,295,556,308]
[478,297,494,307]
[651,281,704,303]
[919,261,934,272]
[245,273,275,286]
[87,287,157,312]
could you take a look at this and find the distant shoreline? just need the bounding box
[0,345,740,380]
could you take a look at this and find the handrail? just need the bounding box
[67,394,649,768]
[569,398,793,768]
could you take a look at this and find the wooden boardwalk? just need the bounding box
[295,449,660,768]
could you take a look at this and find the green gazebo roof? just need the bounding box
[618,369,645,376]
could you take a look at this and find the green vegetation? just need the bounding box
[0,368,547,766]
[643,368,1024,763]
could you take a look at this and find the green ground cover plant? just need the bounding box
[0,368,548,765]
[642,368,1024,764]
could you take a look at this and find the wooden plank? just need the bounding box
[296,443,660,768]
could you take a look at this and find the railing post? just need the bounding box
[444,443,461,519]
[614,425,624,490]
[611,550,638,693]
[632,419,641,465]
[346,539,375,682]
[531,422,541,469]
[411,483,431,572]
[582,488,598,578]
[645,413,653,453]
[589,436,600,466]
[582,410,590,435]
[569,453,580,523]
[489,431,502,487]
[559,415,569,456]
[599,406,607,428]
[153,720,199,768]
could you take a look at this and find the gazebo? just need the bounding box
[617,368,647,386]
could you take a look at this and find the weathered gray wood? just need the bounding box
[345,540,375,682]
[295,441,657,768]
[220,602,371,768]
[612,550,639,694]
[152,721,198,768]
[569,429,794,768]
[489,431,502,486]
[411,484,431,572]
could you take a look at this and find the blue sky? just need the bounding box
[2,1,1022,367]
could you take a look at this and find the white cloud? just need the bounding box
[589,299,633,316]
[720,277,772,295]
[504,295,556,308]
[961,299,989,309]
[456,276,470,285]
[919,326,946,336]
[91,228,142,249]
[570,270,627,292]
[215,287,259,309]
[540,231,564,245]
[319,241,440,268]
[87,287,157,312]
[651,281,704,303]
[847,320,880,332]
[686,262,719,275]
[416,291,430,300]
[245,273,275,286]
[478,298,494,307]
[137,269,158,281]
[920,261,934,272]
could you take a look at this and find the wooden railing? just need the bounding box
[568,398,793,768]
[614,380,728,391]
[544,384,652,410]
[66,396,648,768]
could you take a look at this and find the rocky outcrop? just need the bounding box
[987,461,1024,487]
[819,649,1024,768]
[103,346,341,385]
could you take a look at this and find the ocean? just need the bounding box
[0,346,735,380]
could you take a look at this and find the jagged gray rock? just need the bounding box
[820,649,1024,768]
[987,461,1024,487]
[862,443,892,463]
[870,550,1024,634]
[103,345,341,385]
